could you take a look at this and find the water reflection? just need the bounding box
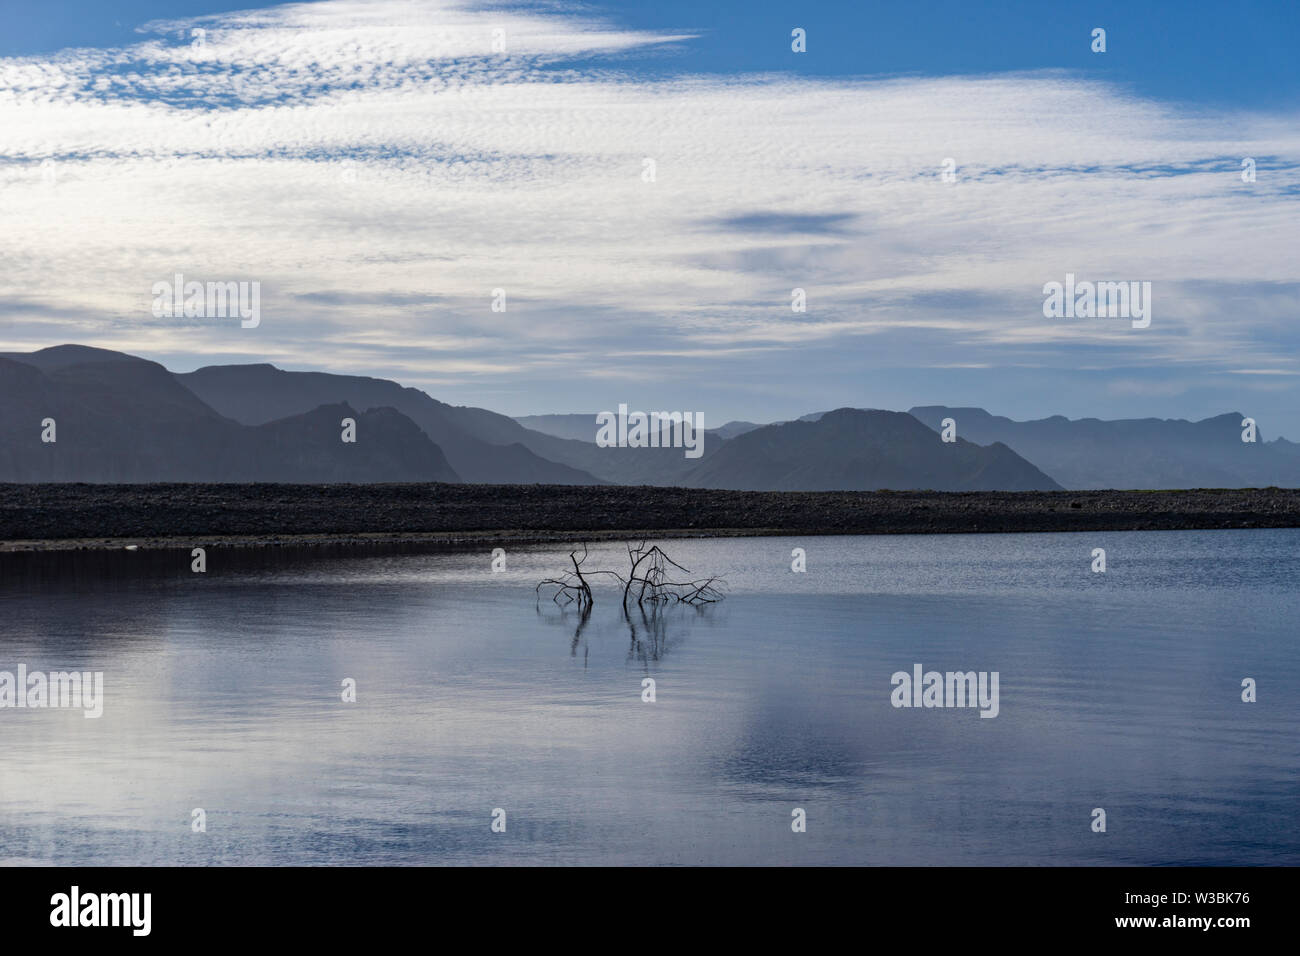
[535,599,702,667]
[624,603,697,665]
[1,531,1297,865]
[535,602,593,665]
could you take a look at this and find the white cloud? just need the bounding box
[0,0,1296,408]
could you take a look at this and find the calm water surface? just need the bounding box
[1,530,1297,865]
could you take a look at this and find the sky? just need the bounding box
[1,0,1297,435]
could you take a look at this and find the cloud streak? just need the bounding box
[0,0,1296,430]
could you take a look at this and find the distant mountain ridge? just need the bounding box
[5,344,1295,490]
[0,348,459,483]
[178,363,601,485]
[907,406,1300,489]
[684,408,1062,491]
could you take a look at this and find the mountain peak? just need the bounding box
[1,344,148,371]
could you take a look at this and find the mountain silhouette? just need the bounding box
[178,364,601,485]
[908,406,1297,489]
[0,349,459,482]
[9,345,1295,491]
[682,408,1062,491]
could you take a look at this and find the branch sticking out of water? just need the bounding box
[536,541,725,611]
[620,541,724,610]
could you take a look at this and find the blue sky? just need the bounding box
[7,0,1298,105]
[1,0,1298,435]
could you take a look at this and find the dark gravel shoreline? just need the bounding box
[1,483,1298,552]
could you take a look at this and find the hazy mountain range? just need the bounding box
[906,406,1300,490]
[0,347,459,483]
[1,345,1294,490]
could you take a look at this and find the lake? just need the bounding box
[1,530,1297,865]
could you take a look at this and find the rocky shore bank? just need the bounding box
[1,483,1297,552]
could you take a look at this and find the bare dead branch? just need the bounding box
[539,541,725,611]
